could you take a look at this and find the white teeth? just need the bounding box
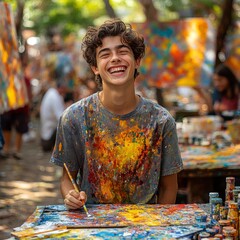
[109,67,126,74]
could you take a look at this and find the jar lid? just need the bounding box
[226,177,235,181]
[218,220,231,226]
[229,202,238,208]
[211,197,222,203]
[209,192,219,198]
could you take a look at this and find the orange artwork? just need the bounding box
[132,18,215,88]
[0,2,28,113]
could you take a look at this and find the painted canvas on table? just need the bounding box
[19,204,207,229]
[132,18,215,88]
[0,2,28,113]
[12,204,206,239]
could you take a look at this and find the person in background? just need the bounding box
[211,64,240,120]
[50,19,183,210]
[40,81,68,152]
[0,75,31,160]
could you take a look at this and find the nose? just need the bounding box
[111,51,120,63]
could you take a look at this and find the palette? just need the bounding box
[12,204,208,239]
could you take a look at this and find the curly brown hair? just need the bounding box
[81,19,145,88]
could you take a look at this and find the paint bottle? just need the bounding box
[233,188,240,202]
[218,219,231,234]
[227,202,239,238]
[209,192,219,220]
[225,177,235,204]
[211,197,222,221]
[220,206,228,220]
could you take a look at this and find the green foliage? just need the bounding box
[24,0,101,37]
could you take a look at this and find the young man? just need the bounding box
[50,19,183,209]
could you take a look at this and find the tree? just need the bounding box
[102,0,117,18]
[215,0,235,67]
[138,0,158,22]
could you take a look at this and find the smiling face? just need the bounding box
[91,36,140,88]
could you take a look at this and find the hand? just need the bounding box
[64,190,87,210]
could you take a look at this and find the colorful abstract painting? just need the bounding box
[0,2,28,113]
[12,204,207,239]
[181,144,240,169]
[132,18,215,88]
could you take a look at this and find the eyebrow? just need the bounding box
[97,44,131,56]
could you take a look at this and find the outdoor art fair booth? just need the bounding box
[2,3,239,238]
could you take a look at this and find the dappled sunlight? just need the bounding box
[0,181,55,190]
[38,165,56,173]
[0,180,58,205]
[41,175,56,182]
[16,191,57,201]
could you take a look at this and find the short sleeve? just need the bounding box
[161,116,183,176]
[50,111,80,171]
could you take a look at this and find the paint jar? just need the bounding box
[227,202,239,219]
[211,197,222,221]
[214,233,223,239]
[209,192,219,220]
[198,231,210,239]
[226,190,234,203]
[222,226,237,239]
[218,219,231,234]
[227,202,239,238]
[220,206,228,220]
[209,192,219,201]
[233,189,240,202]
[226,177,235,191]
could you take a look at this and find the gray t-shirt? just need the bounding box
[50,93,183,204]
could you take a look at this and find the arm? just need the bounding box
[157,173,178,204]
[61,168,87,209]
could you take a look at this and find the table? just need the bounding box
[12,204,210,239]
[178,144,240,203]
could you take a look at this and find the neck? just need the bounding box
[99,90,139,115]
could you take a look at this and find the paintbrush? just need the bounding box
[11,226,68,238]
[63,163,91,217]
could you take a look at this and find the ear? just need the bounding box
[91,66,99,75]
[135,58,141,68]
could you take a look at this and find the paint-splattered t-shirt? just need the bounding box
[50,93,183,204]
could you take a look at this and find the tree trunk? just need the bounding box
[138,0,158,22]
[15,0,25,39]
[102,0,117,18]
[139,0,163,104]
[215,0,234,67]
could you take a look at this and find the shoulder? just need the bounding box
[62,93,97,118]
[140,96,175,123]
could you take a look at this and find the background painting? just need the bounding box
[132,18,215,89]
[0,2,28,113]
[225,21,240,80]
